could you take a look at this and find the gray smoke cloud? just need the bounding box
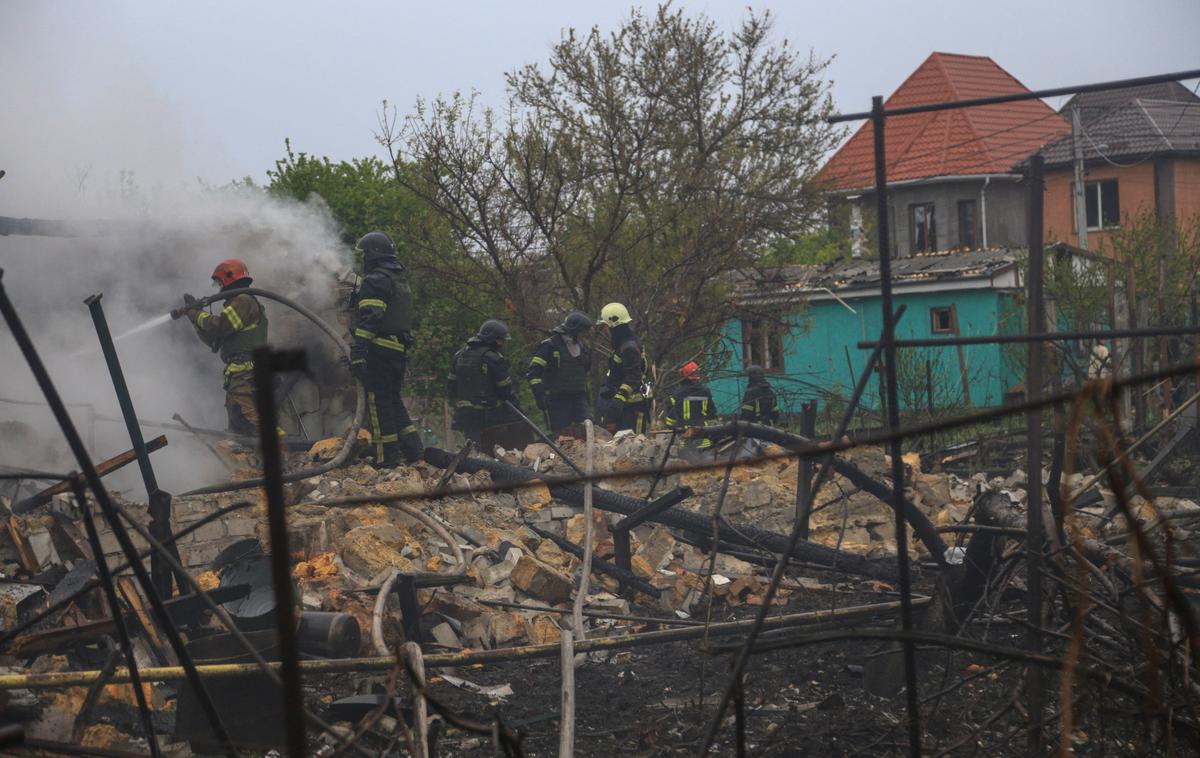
[0,4,353,496]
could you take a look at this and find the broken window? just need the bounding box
[931,306,954,334]
[957,199,978,250]
[741,318,785,371]
[910,203,936,253]
[1082,179,1120,230]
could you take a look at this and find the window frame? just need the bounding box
[930,306,954,334]
[741,318,786,374]
[957,199,978,250]
[909,202,937,254]
[1081,179,1120,231]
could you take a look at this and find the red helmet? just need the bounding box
[211,259,251,288]
[680,361,700,380]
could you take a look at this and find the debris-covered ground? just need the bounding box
[1,422,1197,755]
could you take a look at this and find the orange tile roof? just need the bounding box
[817,53,1070,191]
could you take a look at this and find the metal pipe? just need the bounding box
[0,599,929,689]
[70,477,161,758]
[869,96,922,756]
[253,347,308,758]
[0,269,237,756]
[829,68,1200,123]
[86,294,184,598]
[1024,153,1047,749]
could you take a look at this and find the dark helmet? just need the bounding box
[745,364,765,382]
[356,231,396,258]
[558,311,593,336]
[475,319,510,344]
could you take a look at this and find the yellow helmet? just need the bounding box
[600,302,632,326]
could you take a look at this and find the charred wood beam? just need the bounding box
[422,447,898,582]
[700,421,949,564]
[12,435,168,514]
[525,523,661,598]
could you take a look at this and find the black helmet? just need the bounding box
[558,311,593,336]
[745,364,765,382]
[476,319,510,344]
[357,231,396,258]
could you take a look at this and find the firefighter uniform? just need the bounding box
[186,281,268,436]
[527,314,592,434]
[600,324,651,434]
[663,365,719,453]
[449,321,517,446]
[351,232,423,467]
[738,365,780,425]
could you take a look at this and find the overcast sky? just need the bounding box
[1,0,1197,208]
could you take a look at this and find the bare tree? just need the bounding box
[380,4,839,375]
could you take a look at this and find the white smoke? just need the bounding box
[0,3,353,495]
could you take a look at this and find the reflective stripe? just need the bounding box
[683,401,691,422]
[367,392,384,459]
[372,335,406,352]
[224,361,254,377]
[194,311,210,327]
[456,399,484,409]
[529,378,543,386]
[612,355,622,364]
[358,298,388,310]
[223,305,244,330]
[496,376,512,387]
[530,356,548,367]
[378,433,399,443]
[355,327,376,340]
[401,425,417,435]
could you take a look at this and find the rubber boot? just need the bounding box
[378,441,404,468]
[399,431,424,465]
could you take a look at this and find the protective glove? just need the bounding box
[598,385,616,400]
[349,343,368,381]
[183,293,198,308]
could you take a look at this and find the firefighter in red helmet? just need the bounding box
[662,360,719,455]
[181,259,269,435]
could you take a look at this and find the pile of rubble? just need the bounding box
[1,422,1195,754]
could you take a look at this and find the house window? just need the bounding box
[957,200,978,250]
[1083,179,1120,230]
[930,307,954,334]
[741,318,785,372]
[910,203,936,253]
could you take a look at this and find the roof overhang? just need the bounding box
[737,262,1021,307]
[825,173,1024,196]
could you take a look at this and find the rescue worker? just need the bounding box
[662,361,719,454]
[182,259,268,436]
[738,365,780,425]
[597,302,651,434]
[349,231,423,467]
[449,319,517,445]
[526,311,593,434]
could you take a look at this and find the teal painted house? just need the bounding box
[710,249,1025,416]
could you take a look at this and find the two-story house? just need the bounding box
[817,52,1070,257]
[1039,82,1200,252]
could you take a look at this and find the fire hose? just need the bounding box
[173,288,365,496]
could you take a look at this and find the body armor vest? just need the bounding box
[546,336,588,394]
[375,267,413,335]
[454,345,499,407]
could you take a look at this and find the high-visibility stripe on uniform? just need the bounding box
[496,376,512,387]
[223,305,244,330]
[224,361,255,377]
[194,311,210,327]
[529,378,543,386]
[355,327,376,340]
[367,391,384,459]
[358,298,388,310]
[372,335,406,352]
[530,356,548,367]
